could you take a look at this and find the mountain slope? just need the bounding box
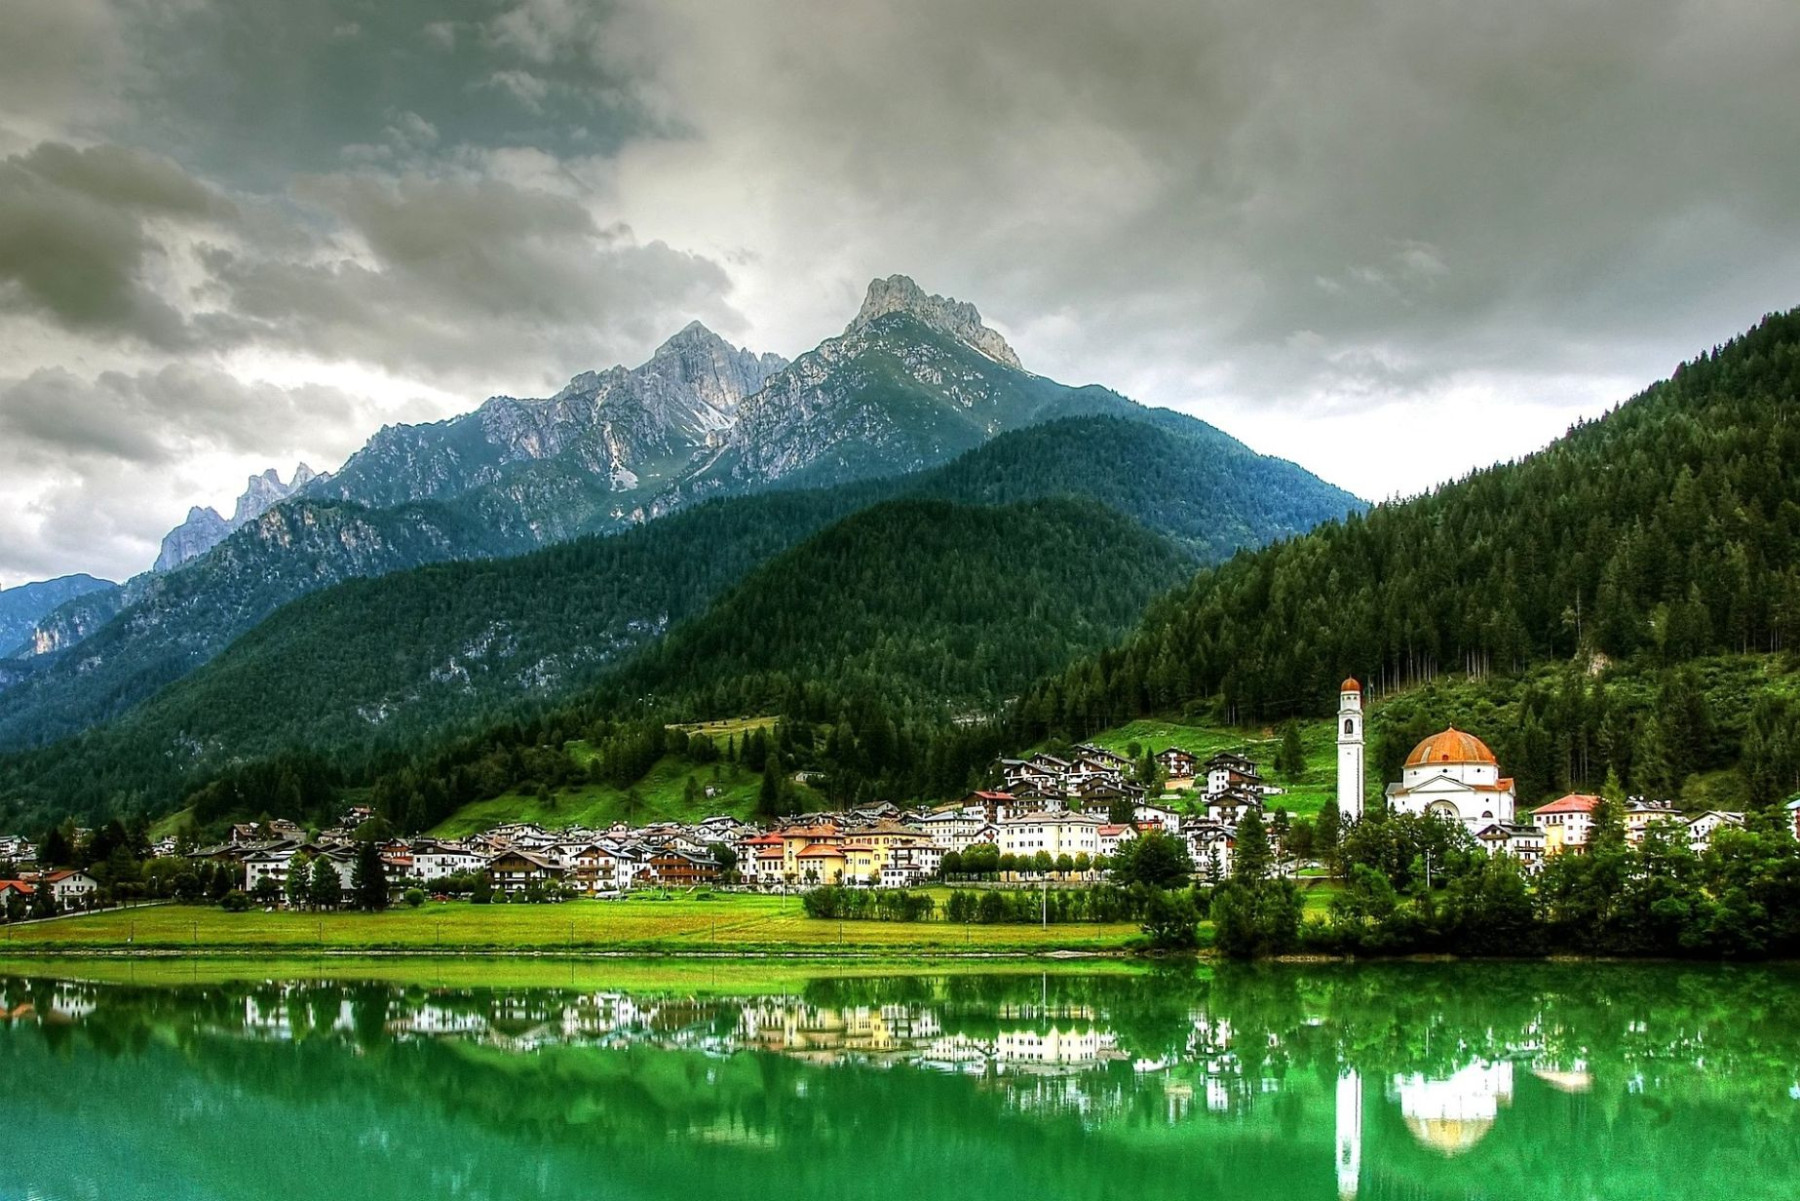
[154,465,325,572]
[0,410,1361,823]
[0,574,117,656]
[0,277,1343,754]
[1015,307,1800,740]
[601,496,1195,714]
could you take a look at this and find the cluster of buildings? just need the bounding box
[1336,677,1758,869]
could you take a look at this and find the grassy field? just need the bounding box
[431,739,827,837]
[1073,717,1340,818]
[668,716,780,745]
[1,895,1144,955]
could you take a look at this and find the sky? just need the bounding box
[2,0,1799,587]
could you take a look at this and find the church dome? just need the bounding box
[1405,727,1498,768]
[1340,677,1361,693]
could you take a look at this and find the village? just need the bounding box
[3,677,1790,917]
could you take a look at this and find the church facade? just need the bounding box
[1384,727,1517,829]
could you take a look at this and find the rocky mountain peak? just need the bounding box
[847,274,1023,370]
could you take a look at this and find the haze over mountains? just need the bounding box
[0,277,1361,817]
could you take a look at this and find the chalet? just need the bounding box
[0,880,35,905]
[647,850,719,888]
[1157,747,1199,786]
[1687,811,1744,852]
[1532,794,1600,856]
[242,846,303,894]
[1205,752,1265,799]
[486,850,564,896]
[1473,823,1545,870]
[1184,824,1234,881]
[1133,803,1182,834]
[1205,785,1262,827]
[37,870,98,908]
[1074,744,1133,772]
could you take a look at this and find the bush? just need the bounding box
[403,888,426,908]
[220,889,251,913]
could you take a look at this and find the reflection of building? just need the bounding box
[1392,1060,1515,1156]
[1336,1070,1362,1198]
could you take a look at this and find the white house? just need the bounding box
[242,847,301,894]
[1096,823,1138,859]
[411,841,490,882]
[1385,728,1517,830]
[39,870,99,907]
[999,811,1102,860]
[1531,794,1599,855]
[1133,803,1182,834]
[1687,811,1744,852]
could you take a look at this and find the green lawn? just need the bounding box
[668,716,780,746]
[2,895,1143,955]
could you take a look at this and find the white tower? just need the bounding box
[1337,678,1364,821]
[1336,1069,1362,1199]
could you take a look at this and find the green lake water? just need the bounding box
[2,961,1797,1200]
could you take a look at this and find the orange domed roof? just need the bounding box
[1406,727,1498,768]
[1340,677,1361,693]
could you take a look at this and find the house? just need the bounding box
[1623,800,1685,845]
[1687,811,1745,852]
[486,850,564,896]
[1785,796,1800,841]
[646,850,720,888]
[1133,803,1182,834]
[0,880,36,906]
[879,844,944,888]
[776,824,843,878]
[1206,785,1262,827]
[38,870,99,908]
[738,833,788,885]
[1473,823,1545,870]
[998,811,1102,861]
[796,844,848,885]
[1184,824,1234,881]
[242,846,303,894]
[1205,752,1264,798]
[411,841,490,882]
[1157,748,1199,788]
[1097,823,1138,859]
[562,843,635,897]
[1532,794,1599,856]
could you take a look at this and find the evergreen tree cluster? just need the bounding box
[1016,310,1800,735]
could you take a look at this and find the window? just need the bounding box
[1344,718,1354,735]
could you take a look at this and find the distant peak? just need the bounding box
[847,274,1023,369]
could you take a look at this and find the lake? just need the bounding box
[1,960,1796,1199]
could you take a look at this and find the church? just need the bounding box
[1335,679,1517,831]
[1385,727,1518,829]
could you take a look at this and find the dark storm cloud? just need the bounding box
[3,0,1800,581]
[196,169,736,380]
[113,0,672,185]
[0,142,234,347]
[0,365,358,467]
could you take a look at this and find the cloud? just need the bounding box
[0,142,234,347]
[195,168,738,387]
[0,366,401,585]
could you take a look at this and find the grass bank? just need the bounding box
[0,894,1143,957]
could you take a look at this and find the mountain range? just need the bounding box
[0,277,1358,759]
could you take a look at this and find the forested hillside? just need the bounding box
[1015,309,1800,739]
[0,409,1359,830]
[600,497,1192,715]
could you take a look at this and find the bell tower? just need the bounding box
[1337,678,1364,821]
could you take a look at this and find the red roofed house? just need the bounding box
[38,870,99,909]
[1531,794,1600,856]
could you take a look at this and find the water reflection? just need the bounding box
[1,964,1798,1201]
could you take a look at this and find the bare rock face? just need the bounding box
[848,274,1023,369]
[156,465,327,573]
